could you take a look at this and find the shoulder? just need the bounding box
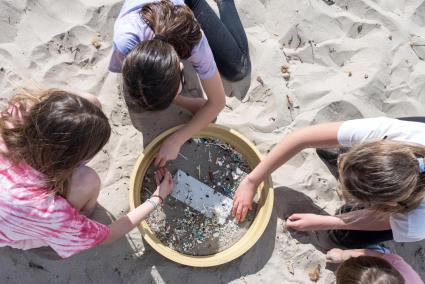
[188,32,217,80]
[113,13,152,55]
[338,117,425,146]
[339,117,397,132]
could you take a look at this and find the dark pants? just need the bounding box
[185,0,251,81]
[318,116,425,248]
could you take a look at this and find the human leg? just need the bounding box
[397,116,425,123]
[185,0,251,81]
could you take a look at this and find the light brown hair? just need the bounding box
[336,256,404,284]
[338,140,425,214]
[0,89,111,196]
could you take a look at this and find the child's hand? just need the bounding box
[154,168,174,199]
[232,177,257,222]
[154,135,183,167]
[285,213,328,231]
[326,248,347,263]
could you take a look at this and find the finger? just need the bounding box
[232,200,239,217]
[159,169,167,184]
[156,158,164,168]
[285,219,297,229]
[157,167,163,178]
[154,171,160,185]
[166,171,172,184]
[235,204,243,222]
[159,158,166,168]
[154,155,161,167]
[241,207,248,222]
[287,214,301,221]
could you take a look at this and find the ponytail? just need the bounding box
[141,0,202,59]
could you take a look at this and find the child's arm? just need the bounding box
[286,209,391,231]
[154,71,225,167]
[173,95,207,115]
[232,122,343,222]
[102,168,174,244]
[326,248,383,263]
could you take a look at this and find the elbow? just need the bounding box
[101,232,115,245]
[205,96,225,116]
[216,96,226,112]
[218,100,225,112]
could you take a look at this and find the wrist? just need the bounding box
[169,132,187,146]
[146,198,160,210]
[153,188,167,201]
[245,174,261,188]
[151,195,163,204]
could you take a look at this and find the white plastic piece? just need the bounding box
[172,170,232,224]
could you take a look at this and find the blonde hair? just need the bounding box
[338,140,425,214]
[336,256,404,284]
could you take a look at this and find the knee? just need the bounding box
[86,94,102,109]
[221,55,251,82]
[71,166,101,196]
[78,92,102,109]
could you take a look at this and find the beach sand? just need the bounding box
[0,0,424,283]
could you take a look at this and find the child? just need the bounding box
[232,117,425,248]
[327,248,423,284]
[110,0,251,167]
[0,89,173,258]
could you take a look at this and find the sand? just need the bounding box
[0,0,424,283]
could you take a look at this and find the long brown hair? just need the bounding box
[0,89,111,196]
[338,140,425,214]
[122,0,201,111]
[336,256,404,284]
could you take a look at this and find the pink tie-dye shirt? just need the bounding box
[0,104,110,258]
[0,157,110,258]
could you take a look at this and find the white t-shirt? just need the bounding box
[338,117,425,242]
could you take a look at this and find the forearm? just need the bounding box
[174,99,222,142]
[103,202,154,244]
[173,96,206,114]
[318,209,391,231]
[248,123,342,185]
[171,72,225,144]
[103,196,161,244]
